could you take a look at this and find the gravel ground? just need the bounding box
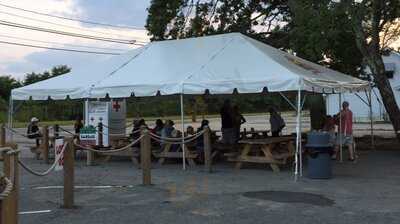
[3,114,400,224]
[17,149,400,224]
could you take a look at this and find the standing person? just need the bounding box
[27,117,42,147]
[334,101,355,161]
[196,119,210,162]
[220,99,234,144]
[323,115,336,145]
[74,115,84,135]
[232,105,246,142]
[269,108,285,137]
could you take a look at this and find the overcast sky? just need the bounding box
[0,0,151,79]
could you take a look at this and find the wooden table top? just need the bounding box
[238,136,295,145]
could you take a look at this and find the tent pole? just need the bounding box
[339,91,343,163]
[299,89,303,177]
[7,96,14,141]
[180,93,186,171]
[368,87,374,149]
[295,87,301,181]
[84,99,89,125]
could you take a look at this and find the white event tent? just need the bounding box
[11,32,370,179]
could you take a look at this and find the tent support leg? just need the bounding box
[368,88,374,149]
[7,96,13,141]
[295,87,301,181]
[339,92,343,163]
[180,93,186,170]
[299,92,304,177]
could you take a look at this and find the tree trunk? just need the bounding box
[368,55,400,140]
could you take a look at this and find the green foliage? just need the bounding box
[24,65,70,85]
[0,76,21,101]
[145,0,290,46]
[0,65,72,123]
[145,0,185,41]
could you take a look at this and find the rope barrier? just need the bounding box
[73,135,144,154]
[0,176,13,200]
[95,127,140,137]
[18,142,68,177]
[102,123,134,131]
[58,127,76,136]
[148,130,205,144]
[5,126,40,139]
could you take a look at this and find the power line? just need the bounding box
[0,9,148,41]
[0,20,141,45]
[0,33,128,51]
[0,2,146,30]
[0,39,122,55]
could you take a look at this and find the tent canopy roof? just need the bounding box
[12,33,370,100]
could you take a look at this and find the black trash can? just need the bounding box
[306,132,334,179]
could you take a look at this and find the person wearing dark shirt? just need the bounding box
[74,116,84,134]
[220,99,234,144]
[269,108,285,137]
[232,105,246,142]
[196,120,210,162]
[152,119,164,136]
[27,117,42,147]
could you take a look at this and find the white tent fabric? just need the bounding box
[12,33,369,100]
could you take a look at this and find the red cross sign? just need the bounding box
[112,101,121,112]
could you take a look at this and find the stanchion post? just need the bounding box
[97,122,103,147]
[42,125,49,164]
[0,124,5,147]
[54,124,60,138]
[204,126,212,173]
[63,138,74,209]
[140,128,151,185]
[1,148,19,224]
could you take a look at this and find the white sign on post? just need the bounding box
[85,100,126,147]
[54,138,64,171]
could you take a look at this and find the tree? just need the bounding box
[0,76,21,101]
[346,0,400,139]
[289,0,400,139]
[146,0,400,139]
[145,0,185,41]
[24,65,71,85]
[145,0,290,46]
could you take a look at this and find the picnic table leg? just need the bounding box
[158,143,171,166]
[235,144,251,170]
[261,145,280,172]
[185,146,196,168]
[130,148,141,168]
[286,141,296,164]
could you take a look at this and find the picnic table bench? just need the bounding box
[226,136,296,172]
[153,142,198,167]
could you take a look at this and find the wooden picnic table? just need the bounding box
[226,136,296,172]
[153,141,198,167]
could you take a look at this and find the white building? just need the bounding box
[326,51,400,122]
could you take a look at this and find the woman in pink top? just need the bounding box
[334,101,355,161]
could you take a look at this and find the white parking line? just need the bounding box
[19,210,52,215]
[33,185,135,190]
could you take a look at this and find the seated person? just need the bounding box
[196,120,210,161]
[131,119,147,147]
[161,120,175,139]
[27,117,42,147]
[152,119,164,136]
[186,126,195,136]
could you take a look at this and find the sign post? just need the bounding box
[79,126,96,166]
[54,138,65,171]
